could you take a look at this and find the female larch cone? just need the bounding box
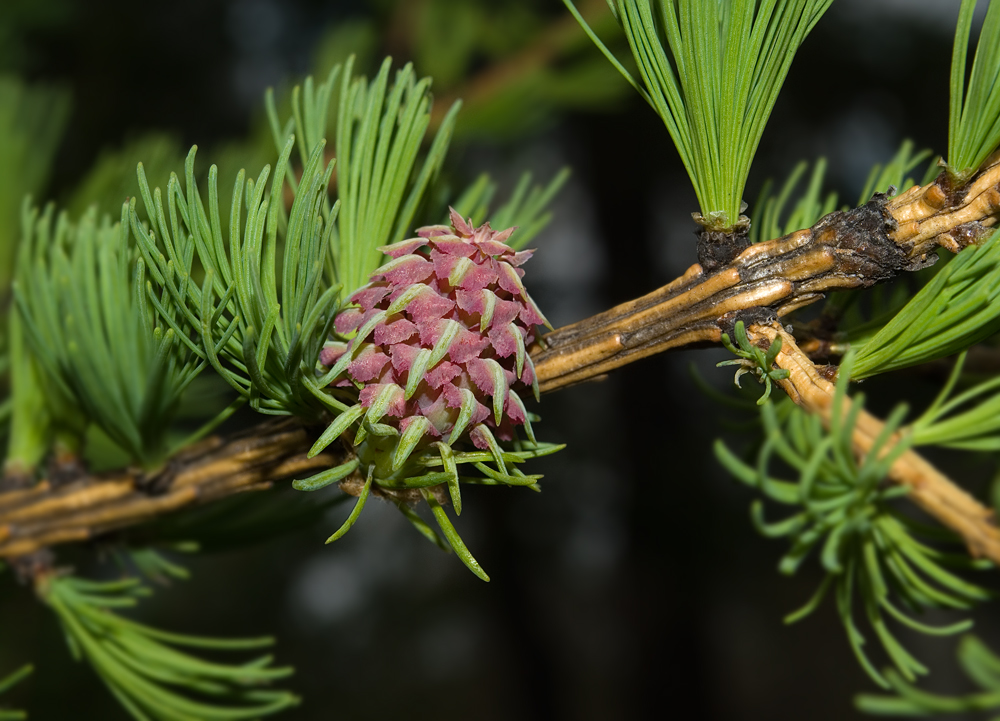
[321,208,548,473]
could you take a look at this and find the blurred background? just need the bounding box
[0,0,993,719]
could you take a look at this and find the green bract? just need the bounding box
[910,350,1000,452]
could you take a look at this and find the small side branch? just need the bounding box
[748,322,1000,564]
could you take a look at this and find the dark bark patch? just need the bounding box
[811,191,911,279]
[697,223,751,273]
[716,306,778,339]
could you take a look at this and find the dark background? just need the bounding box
[1,0,993,719]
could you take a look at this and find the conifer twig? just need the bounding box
[4,159,1000,564]
[0,420,338,558]
[747,321,1000,565]
[532,153,1000,391]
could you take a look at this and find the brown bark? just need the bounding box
[0,420,337,558]
[532,155,1000,392]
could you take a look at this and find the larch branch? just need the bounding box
[532,154,1000,392]
[747,322,1000,565]
[4,157,1000,562]
[0,420,339,559]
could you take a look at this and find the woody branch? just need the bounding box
[3,155,1000,562]
[531,153,1000,391]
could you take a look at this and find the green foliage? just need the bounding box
[14,202,206,467]
[565,0,833,228]
[748,140,938,246]
[909,351,1000,452]
[4,309,50,475]
[0,664,31,721]
[119,546,195,585]
[857,140,939,207]
[310,2,629,141]
[66,133,187,220]
[0,75,70,292]
[948,0,1000,180]
[449,168,572,250]
[715,358,991,688]
[40,573,298,721]
[851,226,1000,379]
[130,137,339,421]
[266,57,461,299]
[831,280,917,358]
[856,635,1000,716]
[718,320,790,404]
[749,157,839,244]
